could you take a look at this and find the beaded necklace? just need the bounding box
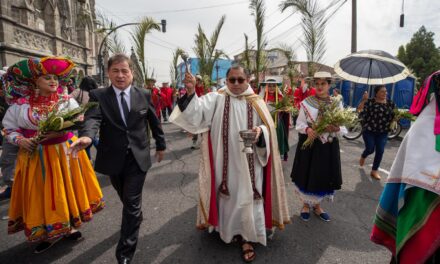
[29,92,59,116]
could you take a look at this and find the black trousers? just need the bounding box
[162,105,173,121]
[109,150,147,261]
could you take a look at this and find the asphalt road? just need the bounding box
[0,123,404,264]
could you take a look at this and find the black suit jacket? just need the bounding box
[79,86,166,175]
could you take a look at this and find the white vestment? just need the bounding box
[170,86,271,245]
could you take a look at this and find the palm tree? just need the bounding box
[241,34,252,70]
[250,0,268,86]
[131,17,161,80]
[193,15,228,90]
[280,0,327,76]
[170,48,185,87]
[95,11,126,54]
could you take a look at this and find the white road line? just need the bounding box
[368,164,390,175]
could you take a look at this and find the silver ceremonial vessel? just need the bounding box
[239,130,257,154]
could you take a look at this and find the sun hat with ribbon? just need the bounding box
[3,57,75,104]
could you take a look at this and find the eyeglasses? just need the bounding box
[228,77,246,84]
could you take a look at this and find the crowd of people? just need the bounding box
[0,53,438,264]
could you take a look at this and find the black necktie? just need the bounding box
[120,92,129,125]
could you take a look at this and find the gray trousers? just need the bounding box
[0,140,18,186]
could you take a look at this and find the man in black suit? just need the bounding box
[69,54,166,264]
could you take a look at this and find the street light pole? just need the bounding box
[351,0,357,53]
[97,20,167,85]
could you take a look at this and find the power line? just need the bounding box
[108,1,248,16]
[220,8,283,49]
[228,0,347,57]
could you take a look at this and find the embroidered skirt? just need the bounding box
[290,133,342,204]
[7,136,105,242]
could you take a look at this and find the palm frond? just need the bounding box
[131,17,161,79]
[250,0,267,86]
[170,48,185,86]
[193,16,227,83]
[280,0,328,76]
[95,10,126,55]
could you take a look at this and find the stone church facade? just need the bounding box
[0,0,101,80]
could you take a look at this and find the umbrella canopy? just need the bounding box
[334,50,411,85]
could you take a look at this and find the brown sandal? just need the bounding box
[241,242,256,263]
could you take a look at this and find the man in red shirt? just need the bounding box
[160,82,174,122]
[145,78,162,120]
[293,78,316,109]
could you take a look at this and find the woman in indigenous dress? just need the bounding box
[260,79,290,161]
[357,86,396,180]
[371,71,440,263]
[290,72,347,222]
[2,57,104,254]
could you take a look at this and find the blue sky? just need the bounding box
[95,0,440,83]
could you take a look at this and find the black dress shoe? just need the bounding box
[118,257,131,264]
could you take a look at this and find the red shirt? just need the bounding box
[160,86,174,107]
[264,92,283,103]
[293,87,316,109]
[195,84,210,97]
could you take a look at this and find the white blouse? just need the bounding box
[2,98,79,144]
[296,96,347,143]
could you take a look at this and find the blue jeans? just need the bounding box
[361,130,388,171]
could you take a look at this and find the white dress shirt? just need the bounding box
[112,85,131,125]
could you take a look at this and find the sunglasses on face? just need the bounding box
[228,77,246,84]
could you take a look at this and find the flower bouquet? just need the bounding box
[389,109,415,131]
[302,99,358,149]
[33,99,98,143]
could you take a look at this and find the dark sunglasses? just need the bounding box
[228,77,246,84]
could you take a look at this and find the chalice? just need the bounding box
[239,130,257,154]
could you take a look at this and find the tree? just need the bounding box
[241,34,252,70]
[250,0,268,86]
[280,0,328,76]
[193,15,228,90]
[170,48,185,87]
[131,17,161,80]
[95,11,126,54]
[397,26,440,83]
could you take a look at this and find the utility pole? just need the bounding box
[351,0,357,53]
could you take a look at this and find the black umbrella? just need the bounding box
[334,50,410,85]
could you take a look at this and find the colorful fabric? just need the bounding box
[160,86,174,107]
[3,57,75,105]
[409,71,440,152]
[293,87,316,109]
[8,136,104,242]
[371,183,440,263]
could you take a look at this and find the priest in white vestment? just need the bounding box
[170,66,290,262]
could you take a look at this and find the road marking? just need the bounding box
[368,164,390,175]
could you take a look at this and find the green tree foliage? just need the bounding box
[95,11,126,54]
[131,17,161,80]
[170,48,185,87]
[193,15,228,90]
[250,0,268,87]
[397,26,440,83]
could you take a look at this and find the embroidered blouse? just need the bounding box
[2,98,79,145]
[296,96,347,143]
